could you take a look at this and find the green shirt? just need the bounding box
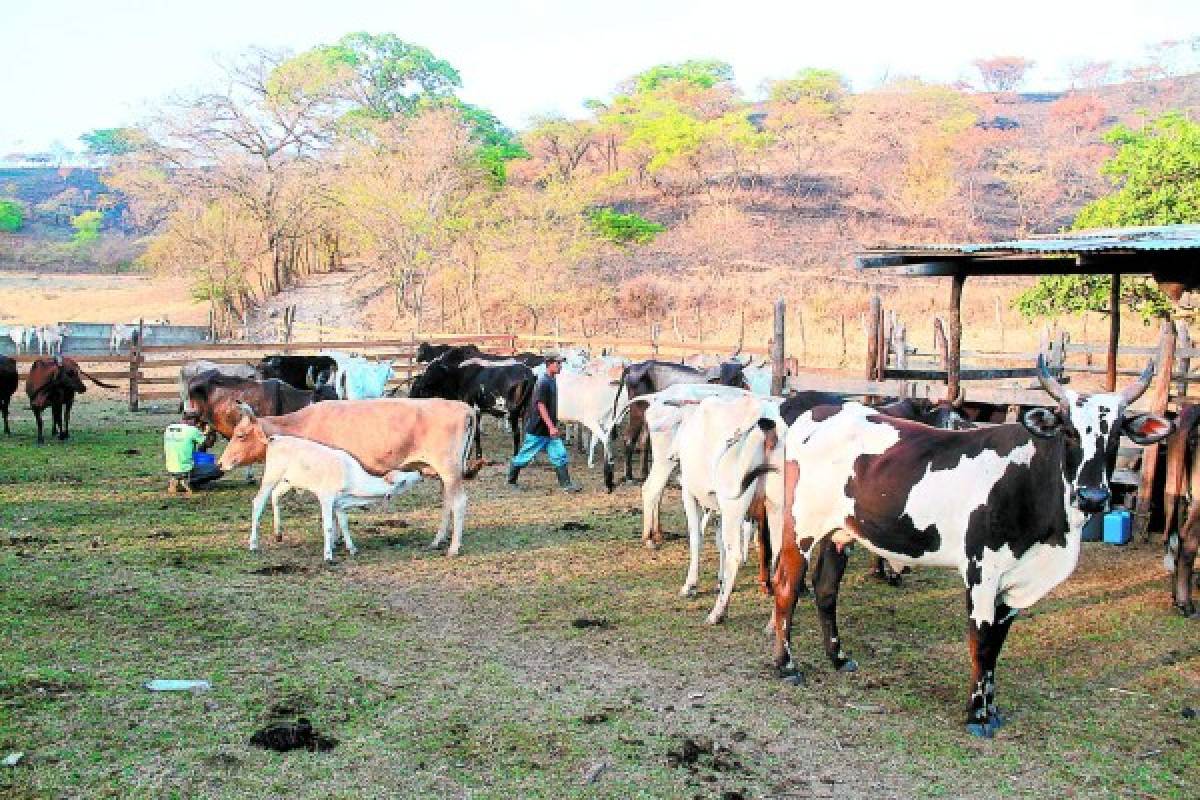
[164,423,206,473]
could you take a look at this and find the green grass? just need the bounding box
[1,400,1198,798]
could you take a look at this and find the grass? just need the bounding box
[1,400,1198,798]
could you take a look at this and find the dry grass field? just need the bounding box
[1,399,1198,798]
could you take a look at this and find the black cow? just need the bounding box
[410,356,535,458]
[187,371,338,439]
[767,359,1172,737]
[0,355,16,434]
[25,356,117,444]
[417,342,483,363]
[258,355,337,390]
[614,359,747,482]
[1162,403,1200,617]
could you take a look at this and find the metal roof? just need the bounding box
[857,224,1200,280]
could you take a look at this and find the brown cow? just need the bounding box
[25,356,117,444]
[187,372,337,439]
[1163,403,1200,616]
[218,398,484,555]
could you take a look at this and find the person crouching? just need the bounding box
[506,350,582,492]
[164,411,222,496]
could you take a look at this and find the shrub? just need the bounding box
[588,208,665,245]
[0,199,24,232]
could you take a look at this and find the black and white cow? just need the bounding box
[767,358,1172,737]
[409,356,535,459]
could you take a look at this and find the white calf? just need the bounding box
[37,324,66,355]
[8,326,31,354]
[250,435,421,562]
[110,323,137,353]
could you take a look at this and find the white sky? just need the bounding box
[2,0,1198,153]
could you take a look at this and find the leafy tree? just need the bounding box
[0,199,24,232]
[80,127,146,157]
[630,59,734,93]
[766,68,848,110]
[71,210,102,247]
[451,101,527,186]
[588,208,664,245]
[1015,112,1200,320]
[973,56,1034,93]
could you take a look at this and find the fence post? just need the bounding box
[1135,320,1177,542]
[771,298,786,395]
[1177,323,1190,398]
[866,294,881,382]
[128,318,143,411]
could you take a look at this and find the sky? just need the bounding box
[2,0,1198,154]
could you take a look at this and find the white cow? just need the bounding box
[741,363,774,397]
[249,434,422,562]
[676,394,785,624]
[7,326,32,354]
[110,323,138,353]
[37,324,67,355]
[556,367,624,473]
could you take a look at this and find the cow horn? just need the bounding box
[1118,360,1155,406]
[1037,355,1069,407]
[237,401,256,421]
[305,366,316,388]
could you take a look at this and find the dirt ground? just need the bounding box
[1,399,1198,798]
[0,271,207,327]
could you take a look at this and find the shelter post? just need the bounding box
[1107,273,1120,392]
[947,274,966,403]
[865,294,881,382]
[1176,323,1190,398]
[771,298,786,395]
[1135,320,1177,541]
[128,318,143,412]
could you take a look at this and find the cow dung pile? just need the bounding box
[249,718,337,753]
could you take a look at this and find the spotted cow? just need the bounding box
[767,359,1172,737]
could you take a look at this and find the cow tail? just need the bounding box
[81,369,118,390]
[461,409,485,479]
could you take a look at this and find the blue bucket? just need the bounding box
[194,452,215,466]
[1103,510,1132,545]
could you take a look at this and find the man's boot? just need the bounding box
[507,463,522,486]
[555,465,583,493]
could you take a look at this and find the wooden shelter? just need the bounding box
[857,223,1200,538]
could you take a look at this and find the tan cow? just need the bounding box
[218,398,483,555]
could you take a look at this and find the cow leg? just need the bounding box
[640,453,677,549]
[770,541,809,683]
[269,482,289,543]
[474,413,484,461]
[707,509,749,625]
[1173,507,1200,617]
[965,592,1016,737]
[249,484,275,552]
[812,537,856,672]
[509,410,521,457]
[320,500,337,563]
[335,508,357,556]
[32,408,45,445]
[51,401,64,440]
[1,397,8,435]
[433,478,468,556]
[638,425,652,482]
[872,555,903,586]
[61,395,74,440]
[680,493,705,598]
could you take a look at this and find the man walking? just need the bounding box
[507,350,582,492]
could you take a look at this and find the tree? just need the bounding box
[629,59,734,93]
[80,127,147,157]
[71,210,102,248]
[1015,112,1200,320]
[0,199,24,232]
[972,56,1034,93]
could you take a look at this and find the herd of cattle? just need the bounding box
[2,339,1199,738]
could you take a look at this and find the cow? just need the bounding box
[36,324,67,356]
[109,323,138,354]
[25,356,118,444]
[329,355,394,400]
[612,359,749,483]
[767,358,1172,737]
[248,432,421,562]
[1162,403,1200,617]
[409,356,535,458]
[0,355,16,434]
[675,394,785,624]
[217,398,483,555]
[554,366,625,488]
[417,342,482,363]
[187,372,337,440]
[258,355,338,390]
[178,360,262,412]
[7,326,32,355]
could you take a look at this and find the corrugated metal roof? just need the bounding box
[866,224,1200,257]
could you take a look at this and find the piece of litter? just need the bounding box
[845,703,886,714]
[3,753,23,767]
[145,679,211,692]
[688,691,704,700]
[1106,687,1149,696]
[582,760,609,784]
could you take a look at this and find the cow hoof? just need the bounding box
[680,585,697,598]
[1174,603,1199,618]
[778,669,805,687]
[704,613,724,626]
[446,547,461,557]
[990,709,1007,728]
[274,535,283,543]
[837,659,859,673]
[966,721,996,739]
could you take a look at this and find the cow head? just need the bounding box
[1022,356,1173,513]
[409,358,456,399]
[55,358,87,394]
[711,361,749,388]
[312,370,338,402]
[218,402,270,469]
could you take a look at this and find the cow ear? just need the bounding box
[1021,407,1062,438]
[1124,413,1174,445]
